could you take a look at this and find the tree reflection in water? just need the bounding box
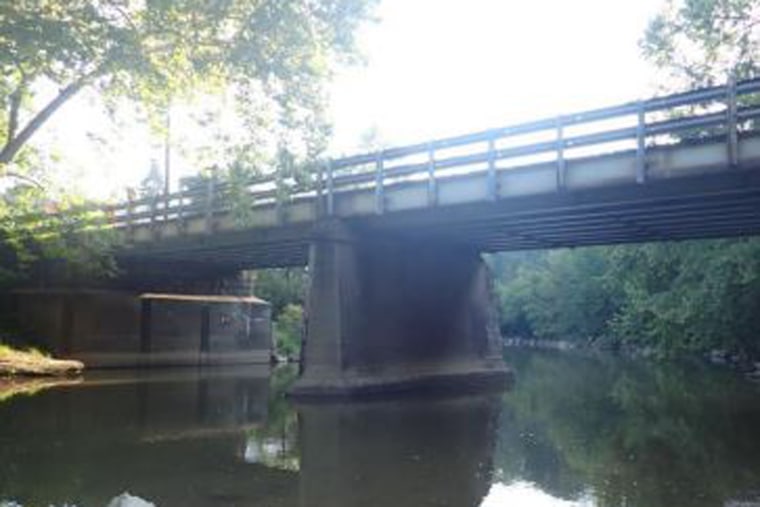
[495,349,760,507]
[1,352,760,507]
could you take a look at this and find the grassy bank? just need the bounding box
[0,344,84,377]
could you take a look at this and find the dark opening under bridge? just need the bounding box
[96,78,760,396]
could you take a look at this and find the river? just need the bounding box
[1,349,760,506]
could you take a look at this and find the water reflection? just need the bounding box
[1,351,760,506]
[495,350,760,507]
[0,366,296,506]
[297,393,501,507]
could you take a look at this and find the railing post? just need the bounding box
[126,191,135,242]
[149,195,157,228]
[556,116,566,191]
[427,142,437,207]
[326,159,334,216]
[636,100,647,184]
[316,161,324,217]
[163,188,170,223]
[150,194,161,240]
[177,188,185,233]
[275,168,285,225]
[487,131,498,200]
[727,75,739,167]
[205,169,216,233]
[374,152,384,214]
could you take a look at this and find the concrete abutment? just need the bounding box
[290,220,509,397]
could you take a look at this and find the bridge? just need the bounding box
[74,78,760,395]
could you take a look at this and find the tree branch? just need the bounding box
[7,83,24,143]
[0,77,88,165]
[0,170,44,189]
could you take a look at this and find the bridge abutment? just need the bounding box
[290,220,509,397]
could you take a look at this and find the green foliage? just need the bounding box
[273,304,303,358]
[0,184,120,287]
[606,240,760,358]
[253,268,306,358]
[1,0,376,168]
[641,0,760,87]
[496,248,618,342]
[254,268,307,318]
[494,239,760,359]
[0,0,375,286]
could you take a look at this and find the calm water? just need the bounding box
[2,350,760,506]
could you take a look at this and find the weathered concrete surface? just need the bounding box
[290,220,509,397]
[12,289,272,367]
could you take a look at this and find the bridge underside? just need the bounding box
[114,141,760,396]
[120,167,760,270]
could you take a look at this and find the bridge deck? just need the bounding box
[76,78,760,268]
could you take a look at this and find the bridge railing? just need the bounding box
[29,76,760,235]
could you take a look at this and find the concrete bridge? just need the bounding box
[79,78,760,395]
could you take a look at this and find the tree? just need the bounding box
[1,0,375,182]
[641,0,760,87]
[496,248,618,342]
[492,238,760,359]
[0,1,375,285]
[253,268,307,319]
[605,240,760,359]
[636,0,760,358]
[273,303,304,359]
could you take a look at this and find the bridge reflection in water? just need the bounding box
[2,352,760,506]
[298,393,501,507]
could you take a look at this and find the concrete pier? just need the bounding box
[290,220,509,397]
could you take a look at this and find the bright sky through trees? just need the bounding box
[42,0,665,198]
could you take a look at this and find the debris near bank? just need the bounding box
[0,344,84,377]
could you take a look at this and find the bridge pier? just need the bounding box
[290,220,509,398]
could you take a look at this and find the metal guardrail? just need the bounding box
[32,77,760,235]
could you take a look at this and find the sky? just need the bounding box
[38,0,666,199]
[328,0,664,152]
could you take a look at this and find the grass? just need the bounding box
[0,343,49,359]
[0,342,82,377]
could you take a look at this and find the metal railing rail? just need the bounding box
[30,77,760,235]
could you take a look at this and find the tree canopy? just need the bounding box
[0,0,375,285]
[493,239,760,360]
[1,0,375,176]
[642,0,760,87]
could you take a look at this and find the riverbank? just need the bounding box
[503,338,760,381]
[0,344,84,377]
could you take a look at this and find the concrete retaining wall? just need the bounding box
[12,289,272,367]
